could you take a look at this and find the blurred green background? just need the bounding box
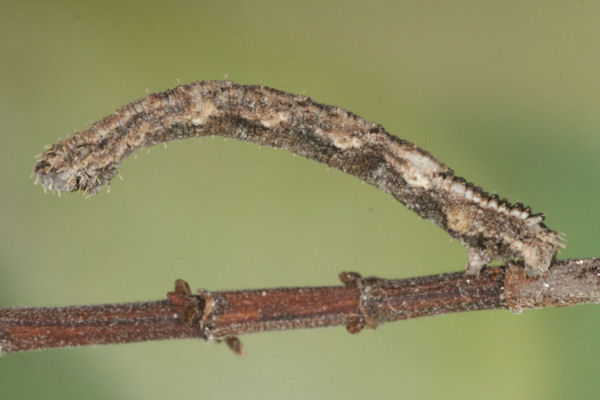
[1,1,599,398]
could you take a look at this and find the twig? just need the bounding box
[1,258,598,355]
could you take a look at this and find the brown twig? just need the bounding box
[1,258,598,355]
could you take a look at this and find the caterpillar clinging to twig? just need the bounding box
[33,80,563,277]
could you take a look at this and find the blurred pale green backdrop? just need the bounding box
[1,1,599,399]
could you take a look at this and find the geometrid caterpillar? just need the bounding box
[34,80,564,277]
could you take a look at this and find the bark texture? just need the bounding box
[2,258,597,355]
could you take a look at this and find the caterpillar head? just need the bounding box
[33,140,116,195]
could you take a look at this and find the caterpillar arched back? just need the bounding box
[34,80,564,276]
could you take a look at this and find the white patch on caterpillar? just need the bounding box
[526,215,545,226]
[464,188,474,200]
[450,181,466,195]
[260,111,290,128]
[386,144,447,190]
[333,135,363,150]
[509,238,524,252]
[472,192,483,204]
[509,208,522,218]
[315,128,364,150]
[487,197,499,209]
[402,150,444,176]
[446,207,473,233]
[191,100,218,125]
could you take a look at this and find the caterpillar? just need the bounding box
[33,80,564,277]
